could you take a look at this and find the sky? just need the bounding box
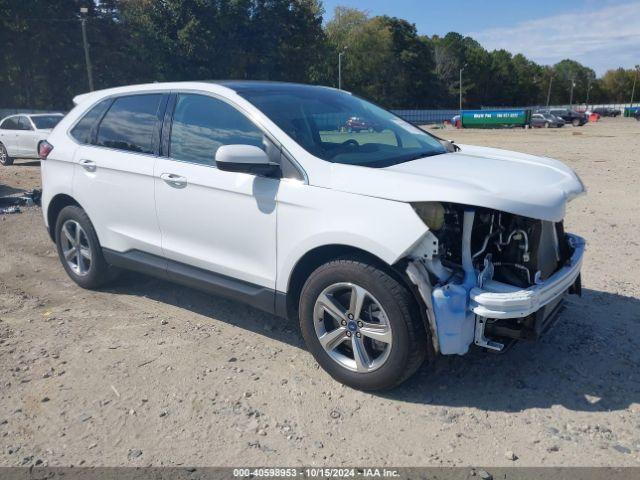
[321,0,640,75]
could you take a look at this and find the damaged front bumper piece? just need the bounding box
[469,234,584,319]
[406,213,585,357]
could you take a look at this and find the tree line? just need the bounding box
[1,0,638,110]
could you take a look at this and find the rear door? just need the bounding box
[0,117,21,156]
[72,93,168,256]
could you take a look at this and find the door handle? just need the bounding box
[80,159,97,172]
[160,173,187,188]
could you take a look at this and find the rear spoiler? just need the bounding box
[72,92,96,106]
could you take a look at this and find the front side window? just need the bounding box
[169,94,264,166]
[70,99,112,144]
[31,115,62,129]
[97,94,163,154]
[237,86,446,168]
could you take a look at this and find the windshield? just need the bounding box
[31,115,62,129]
[236,85,446,168]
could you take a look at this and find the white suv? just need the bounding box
[40,82,585,390]
[0,113,64,165]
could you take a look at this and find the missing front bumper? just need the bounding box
[407,233,585,355]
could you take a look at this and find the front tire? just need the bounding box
[299,257,426,390]
[0,143,13,166]
[54,205,113,289]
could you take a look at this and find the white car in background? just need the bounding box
[0,113,64,165]
[39,82,585,390]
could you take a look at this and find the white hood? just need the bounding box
[328,144,585,222]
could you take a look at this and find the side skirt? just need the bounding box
[102,248,287,317]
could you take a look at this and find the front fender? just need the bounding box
[275,182,427,292]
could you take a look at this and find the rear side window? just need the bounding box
[169,94,264,166]
[32,115,62,129]
[70,99,111,144]
[97,94,163,154]
[0,117,20,130]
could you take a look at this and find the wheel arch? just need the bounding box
[283,244,428,334]
[46,194,82,241]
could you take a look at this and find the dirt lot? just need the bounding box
[1,118,639,468]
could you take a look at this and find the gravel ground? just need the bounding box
[0,117,639,467]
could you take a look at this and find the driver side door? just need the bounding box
[154,92,280,309]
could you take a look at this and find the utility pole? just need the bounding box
[631,65,640,107]
[80,7,94,91]
[338,47,347,90]
[459,64,467,116]
[546,74,553,107]
[584,77,593,110]
[569,78,576,108]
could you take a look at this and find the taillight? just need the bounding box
[39,140,53,159]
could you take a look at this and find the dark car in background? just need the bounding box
[531,112,565,128]
[592,107,621,117]
[540,108,587,126]
[343,116,383,133]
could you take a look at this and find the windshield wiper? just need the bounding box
[401,151,445,162]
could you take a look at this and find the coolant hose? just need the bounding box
[462,209,476,288]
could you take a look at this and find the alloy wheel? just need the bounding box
[313,282,392,373]
[60,219,92,276]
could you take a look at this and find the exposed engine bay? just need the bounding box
[406,202,582,356]
[433,204,573,288]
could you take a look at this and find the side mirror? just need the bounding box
[440,139,459,152]
[215,145,281,177]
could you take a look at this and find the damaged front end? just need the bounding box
[406,202,585,355]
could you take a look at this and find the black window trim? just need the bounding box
[88,97,115,145]
[160,89,307,182]
[66,97,113,145]
[163,91,275,168]
[64,88,306,182]
[66,92,171,155]
[93,92,169,156]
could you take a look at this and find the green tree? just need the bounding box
[600,68,638,103]
[121,0,326,83]
[0,0,85,109]
[0,0,636,110]
[548,59,595,106]
[326,8,439,107]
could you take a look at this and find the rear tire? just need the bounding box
[54,205,114,289]
[299,257,427,391]
[0,143,13,166]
